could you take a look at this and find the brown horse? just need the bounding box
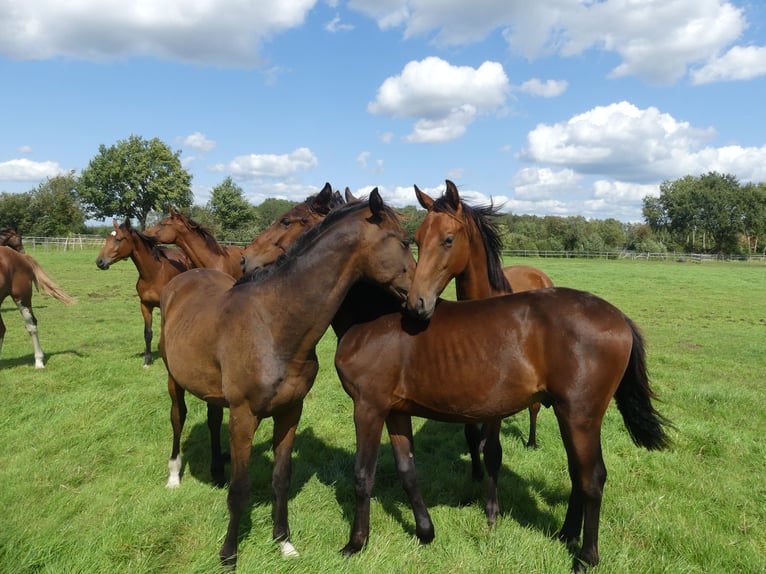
[159,190,415,567]
[145,209,245,278]
[240,183,345,275]
[96,220,191,366]
[0,227,25,253]
[414,180,552,454]
[335,249,671,572]
[1,249,75,367]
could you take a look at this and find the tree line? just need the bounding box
[2,135,766,255]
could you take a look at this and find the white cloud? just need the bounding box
[211,147,319,180]
[18,145,33,154]
[325,14,354,32]
[517,78,568,98]
[0,158,65,181]
[178,132,216,153]
[691,45,766,84]
[357,151,371,168]
[512,167,582,200]
[0,0,318,65]
[368,57,510,143]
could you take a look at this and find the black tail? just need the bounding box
[614,318,673,450]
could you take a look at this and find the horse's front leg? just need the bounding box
[386,412,434,544]
[140,301,153,367]
[271,401,304,557]
[207,403,226,488]
[166,375,187,488]
[482,418,503,525]
[342,403,387,556]
[16,300,44,368]
[464,423,484,480]
[220,404,259,568]
[526,402,541,449]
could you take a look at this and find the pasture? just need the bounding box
[0,250,764,573]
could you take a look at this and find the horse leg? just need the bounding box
[0,313,5,360]
[166,376,187,488]
[386,412,434,544]
[464,423,484,480]
[555,409,606,571]
[220,404,259,568]
[15,300,44,368]
[342,404,387,556]
[207,404,226,488]
[140,302,153,367]
[526,402,541,449]
[481,418,503,525]
[271,402,304,557]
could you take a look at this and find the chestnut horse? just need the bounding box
[414,180,552,454]
[240,182,344,275]
[0,227,25,253]
[334,253,671,572]
[159,190,414,567]
[145,209,245,278]
[1,249,75,367]
[96,220,192,366]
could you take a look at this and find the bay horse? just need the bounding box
[414,180,552,458]
[240,183,344,275]
[159,190,415,567]
[145,209,245,278]
[0,227,25,253]
[334,257,671,572]
[0,248,75,368]
[96,220,192,366]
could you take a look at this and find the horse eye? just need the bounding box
[280,218,291,227]
[443,235,454,247]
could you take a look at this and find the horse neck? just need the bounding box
[331,282,402,339]
[454,233,508,300]
[172,229,223,269]
[127,234,163,280]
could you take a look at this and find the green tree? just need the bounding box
[254,198,298,228]
[0,191,31,231]
[77,135,193,229]
[28,172,85,235]
[207,177,256,234]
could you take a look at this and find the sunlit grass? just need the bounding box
[1,251,764,573]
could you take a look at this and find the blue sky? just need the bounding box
[2,0,766,222]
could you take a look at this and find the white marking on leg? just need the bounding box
[17,302,44,368]
[166,456,182,488]
[279,541,299,557]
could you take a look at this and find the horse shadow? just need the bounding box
[0,349,83,368]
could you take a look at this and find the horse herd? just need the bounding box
[1,182,672,572]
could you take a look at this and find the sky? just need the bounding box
[2,0,766,223]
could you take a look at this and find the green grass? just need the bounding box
[1,251,765,573]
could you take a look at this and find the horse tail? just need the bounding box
[613,317,673,450]
[24,254,76,305]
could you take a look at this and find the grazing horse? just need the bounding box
[96,220,192,366]
[0,227,25,253]
[414,180,552,456]
[334,251,672,572]
[145,209,245,278]
[159,190,415,567]
[240,182,345,275]
[0,249,75,367]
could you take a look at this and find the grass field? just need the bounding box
[1,249,764,573]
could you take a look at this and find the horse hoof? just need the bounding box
[340,543,361,557]
[279,541,299,557]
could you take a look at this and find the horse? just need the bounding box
[95,219,192,366]
[145,208,245,278]
[0,227,25,253]
[159,189,415,567]
[413,180,552,456]
[0,248,76,368]
[240,182,345,275]
[334,246,672,572]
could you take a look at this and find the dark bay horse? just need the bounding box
[159,190,415,567]
[414,180,552,454]
[335,257,671,572]
[240,183,344,275]
[1,249,75,367]
[145,209,245,278]
[1,227,25,253]
[96,220,192,366]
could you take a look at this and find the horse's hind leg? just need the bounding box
[386,412,434,544]
[271,402,303,557]
[555,408,606,571]
[207,404,226,488]
[166,376,187,488]
[140,302,153,367]
[16,300,44,368]
[526,402,541,449]
[481,418,503,525]
[0,313,5,360]
[464,423,484,480]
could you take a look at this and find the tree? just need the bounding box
[207,177,256,234]
[77,135,193,229]
[1,173,85,236]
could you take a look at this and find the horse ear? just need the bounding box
[369,187,384,217]
[318,182,332,202]
[112,219,120,230]
[345,187,359,203]
[122,218,131,229]
[444,180,461,212]
[414,185,434,211]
